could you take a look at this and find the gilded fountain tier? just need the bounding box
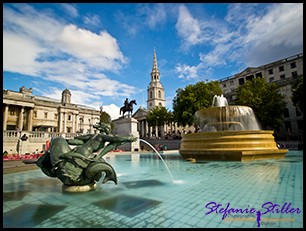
[179,95,288,162]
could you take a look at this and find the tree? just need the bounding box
[146,106,172,127]
[146,106,173,137]
[235,77,286,130]
[172,81,222,126]
[99,110,114,131]
[291,75,303,113]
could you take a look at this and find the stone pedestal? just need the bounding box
[112,117,140,151]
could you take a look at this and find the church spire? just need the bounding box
[147,48,165,110]
[152,48,159,73]
[151,48,160,82]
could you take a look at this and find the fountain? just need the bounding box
[179,95,288,162]
[36,119,137,193]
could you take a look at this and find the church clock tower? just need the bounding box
[147,49,165,110]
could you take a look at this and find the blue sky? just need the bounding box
[3,3,303,119]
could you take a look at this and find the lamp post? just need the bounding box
[17,128,22,159]
[17,129,28,159]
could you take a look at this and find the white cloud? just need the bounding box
[3,32,44,76]
[176,5,203,49]
[138,3,167,29]
[3,4,137,103]
[102,104,121,120]
[56,24,127,70]
[175,63,200,80]
[83,14,101,26]
[60,3,78,18]
[175,3,303,80]
[242,3,303,66]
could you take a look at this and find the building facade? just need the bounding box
[219,53,303,139]
[3,86,100,134]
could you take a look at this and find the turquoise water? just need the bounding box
[3,150,303,228]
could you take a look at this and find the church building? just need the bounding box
[132,49,186,139]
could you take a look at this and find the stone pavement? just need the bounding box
[3,160,39,174]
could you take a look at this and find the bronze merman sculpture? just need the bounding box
[36,117,137,192]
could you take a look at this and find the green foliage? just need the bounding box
[235,78,287,130]
[172,81,222,126]
[99,111,114,130]
[146,106,173,127]
[291,75,303,113]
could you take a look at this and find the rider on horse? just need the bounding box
[124,98,129,111]
[120,98,137,117]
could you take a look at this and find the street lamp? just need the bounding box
[17,130,28,159]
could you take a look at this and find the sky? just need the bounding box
[3,3,303,120]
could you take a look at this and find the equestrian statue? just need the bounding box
[119,98,137,117]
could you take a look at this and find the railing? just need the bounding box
[3,130,81,140]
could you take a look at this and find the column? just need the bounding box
[18,107,24,130]
[75,114,79,133]
[72,113,75,133]
[63,112,67,133]
[141,120,145,137]
[58,112,62,133]
[3,104,8,131]
[27,108,33,131]
[145,120,148,138]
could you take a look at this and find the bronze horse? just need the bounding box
[120,99,137,117]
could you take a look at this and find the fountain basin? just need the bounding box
[179,130,288,162]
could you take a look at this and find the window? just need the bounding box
[44,112,48,119]
[54,113,58,120]
[246,75,254,81]
[238,78,245,85]
[223,83,226,88]
[150,91,153,99]
[290,62,296,69]
[68,114,72,121]
[34,111,37,118]
[279,66,284,72]
[159,102,162,106]
[268,69,273,75]
[269,77,274,82]
[158,90,161,98]
[292,71,298,78]
[10,110,16,116]
[255,72,262,78]
[280,74,285,79]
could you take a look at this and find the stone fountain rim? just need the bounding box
[182,130,274,136]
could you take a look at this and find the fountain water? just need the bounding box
[180,95,288,161]
[139,139,176,183]
[197,94,261,131]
